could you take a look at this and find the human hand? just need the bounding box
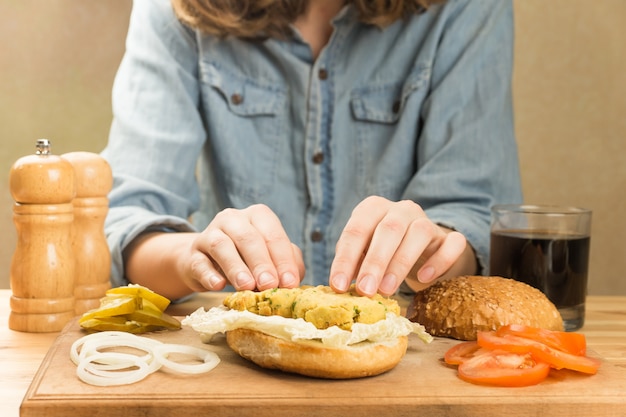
[183,204,304,292]
[329,196,467,297]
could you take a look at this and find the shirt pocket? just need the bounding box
[199,62,287,204]
[350,63,431,123]
[349,64,431,198]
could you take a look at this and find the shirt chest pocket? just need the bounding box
[199,62,287,204]
[348,64,431,198]
[203,63,283,116]
[350,64,431,124]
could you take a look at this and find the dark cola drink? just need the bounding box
[490,230,590,331]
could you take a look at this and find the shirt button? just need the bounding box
[318,69,328,80]
[230,93,244,105]
[392,100,401,113]
[312,151,324,164]
[310,229,323,242]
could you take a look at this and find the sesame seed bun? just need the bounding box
[406,276,564,341]
[183,285,433,379]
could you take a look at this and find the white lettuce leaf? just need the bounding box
[182,305,433,348]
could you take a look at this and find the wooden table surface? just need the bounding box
[2,289,626,417]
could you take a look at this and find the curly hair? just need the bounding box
[171,0,444,39]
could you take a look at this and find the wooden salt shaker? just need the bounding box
[9,139,76,332]
[62,151,113,315]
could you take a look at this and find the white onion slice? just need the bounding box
[152,344,220,374]
[70,331,146,365]
[71,332,221,386]
[78,337,162,367]
[83,357,152,378]
[77,352,152,386]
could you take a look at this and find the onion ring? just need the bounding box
[78,337,162,370]
[71,332,220,385]
[70,331,146,365]
[77,352,152,386]
[152,344,220,374]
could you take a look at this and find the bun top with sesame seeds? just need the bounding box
[406,276,564,341]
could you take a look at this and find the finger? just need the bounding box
[219,219,280,290]
[329,197,388,293]
[187,251,228,291]
[195,227,257,291]
[290,244,306,286]
[417,231,467,283]
[354,200,421,297]
[377,217,437,296]
[248,205,301,288]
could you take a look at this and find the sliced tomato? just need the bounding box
[496,324,587,356]
[477,332,601,375]
[477,331,532,354]
[444,341,485,365]
[457,351,550,387]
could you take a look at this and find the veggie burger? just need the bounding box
[183,285,432,379]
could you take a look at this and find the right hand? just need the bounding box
[183,204,305,292]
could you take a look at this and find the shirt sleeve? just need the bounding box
[101,0,205,287]
[404,0,523,273]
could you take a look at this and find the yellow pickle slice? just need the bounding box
[79,284,181,333]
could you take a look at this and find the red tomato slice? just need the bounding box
[496,324,587,356]
[444,341,485,365]
[458,351,550,387]
[477,332,601,375]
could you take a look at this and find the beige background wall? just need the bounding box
[0,0,132,289]
[1,1,624,294]
[512,0,626,295]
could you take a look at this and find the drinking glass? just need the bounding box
[489,204,592,331]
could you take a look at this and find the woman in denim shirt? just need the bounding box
[102,0,522,301]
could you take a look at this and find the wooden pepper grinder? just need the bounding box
[9,139,76,332]
[61,151,113,315]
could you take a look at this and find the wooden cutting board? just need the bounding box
[20,319,626,417]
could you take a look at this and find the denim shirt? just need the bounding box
[102,0,523,289]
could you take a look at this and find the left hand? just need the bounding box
[329,196,468,297]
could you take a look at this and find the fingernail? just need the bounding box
[281,271,298,287]
[331,273,350,292]
[258,271,276,288]
[203,274,224,290]
[379,274,397,295]
[418,266,435,283]
[357,274,377,296]
[235,271,254,288]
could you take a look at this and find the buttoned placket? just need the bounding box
[301,60,327,284]
[300,31,345,284]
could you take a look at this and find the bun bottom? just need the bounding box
[226,328,408,379]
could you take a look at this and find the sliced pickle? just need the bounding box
[106,284,171,311]
[140,298,165,315]
[79,317,147,333]
[127,308,181,330]
[79,294,139,323]
[79,284,181,333]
